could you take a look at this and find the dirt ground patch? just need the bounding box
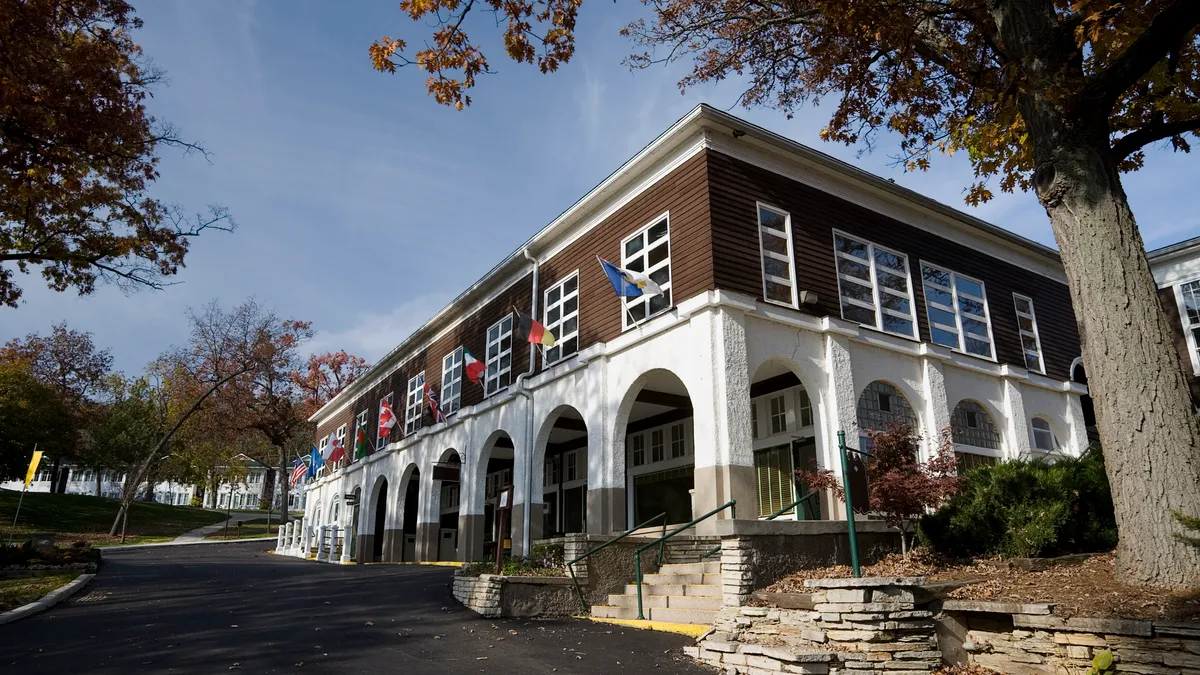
[763,549,1200,622]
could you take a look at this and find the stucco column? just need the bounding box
[458,449,487,562]
[920,355,952,460]
[590,353,626,535]
[1002,374,1032,459]
[415,468,440,562]
[823,333,858,520]
[693,307,756,533]
[1066,391,1089,456]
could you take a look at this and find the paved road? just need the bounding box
[0,541,712,674]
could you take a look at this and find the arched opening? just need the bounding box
[372,478,388,561]
[856,380,918,450]
[480,432,515,561]
[540,406,588,537]
[400,467,421,561]
[1071,360,1099,444]
[950,399,1001,472]
[435,449,463,561]
[621,370,695,527]
[749,360,822,520]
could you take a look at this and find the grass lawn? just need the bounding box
[204,517,281,540]
[0,490,228,547]
[0,573,81,612]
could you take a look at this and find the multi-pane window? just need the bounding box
[485,315,514,396]
[750,402,759,439]
[622,216,672,326]
[769,395,787,434]
[921,263,995,359]
[335,424,347,448]
[797,389,814,428]
[951,400,1001,449]
[566,452,578,482]
[544,273,580,366]
[354,412,368,457]
[1032,417,1058,451]
[631,434,646,466]
[544,456,561,485]
[834,232,917,338]
[441,348,463,415]
[856,381,917,447]
[377,393,394,450]
[670,423,686,458]
[1013,294,1045,373]
[651,429,665,463]
[1179,280,1200,373]
[758,204,798,307]
[405,372,424,435]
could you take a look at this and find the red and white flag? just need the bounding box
[378,398,398,440]
[327,435,346,464]
[463,348,485,384]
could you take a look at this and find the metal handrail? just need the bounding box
[633,500,736,620]
[765,490,821,521]
[566,512,668,614]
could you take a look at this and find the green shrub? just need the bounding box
[458,542,566,577]
[918,448,1116,558]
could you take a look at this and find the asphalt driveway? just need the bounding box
[0,541,712,674]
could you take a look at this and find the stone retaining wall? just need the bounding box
[452,572,579,619]
[692,577,940,675]
[452,574,502,617]
[938,600,1200,675]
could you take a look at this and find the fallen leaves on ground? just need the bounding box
[763,549,1200,621]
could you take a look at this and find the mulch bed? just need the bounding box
[762,549,1200,622]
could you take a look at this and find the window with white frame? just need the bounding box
[441,348,463,415]
[485,315,514,396]
[833,232,917,338]
[631,434,646,467]
[405,372,424,435]
[769,395,787,434]
[1178,279,1200,373]
[1031,417,1058,451]
[670,423,686,458]
[566,451,578,482]
[319,435,329,463]
[758,204,798,306]
[354,412,367,457]
[1013,294,1046,373]
[544,273,579,365]
[622,215,672,326]
[335,425,347,460]
[920,263,995,359]
[377,393,394,450]
[651,428,665,463]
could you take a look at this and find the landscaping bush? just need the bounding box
[0,541,102,569]
[918,448,1116,558]
[459,542,565,577]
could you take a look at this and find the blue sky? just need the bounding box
[4,0,1197,375]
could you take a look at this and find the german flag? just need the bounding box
[515,310,556,347]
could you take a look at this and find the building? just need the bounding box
[303,103,1096,565]
[201,455,307,512]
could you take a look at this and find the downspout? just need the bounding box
[514,248,539,556]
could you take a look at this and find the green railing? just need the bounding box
[566,512,668,614]
[633,500,736,620]
[765,490,821,521]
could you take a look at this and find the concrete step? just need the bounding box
[590,604,719,625]
[658,561,721,575]
[605,593,722,610]
[624,583,721,597]
[642,572,722,585]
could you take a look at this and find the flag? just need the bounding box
[23,450,43,489]
[378,398,397,441]
[597,255,662,298]
[463,348,485,384]
[308,446,322,479]
[424,382,447,424]
[290,457,307,488]
[354,422,371,460]
[327,435,346,465]
[516,309,556,347]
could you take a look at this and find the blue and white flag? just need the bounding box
[307,446,322,479]
[597,255,662,298]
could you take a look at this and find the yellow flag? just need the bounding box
[24,450,43,489]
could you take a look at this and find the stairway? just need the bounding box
[590,560,722,625]
[661,536,720,564]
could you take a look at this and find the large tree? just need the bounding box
[292,351,370,417]
[0,0,233,307]
[0,360,75,481]
[370,0,1200,588]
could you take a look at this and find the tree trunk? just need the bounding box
[1034,136,1200,589]
[278,448,290,524]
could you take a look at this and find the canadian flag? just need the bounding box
[463,349,486,384]
[378,398,398,439]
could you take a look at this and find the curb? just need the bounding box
[101,536,277,551]
[582,615,713,637]
[0,573,96,625]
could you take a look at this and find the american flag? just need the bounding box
[423,382,447,424]
[289,457,307,488]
